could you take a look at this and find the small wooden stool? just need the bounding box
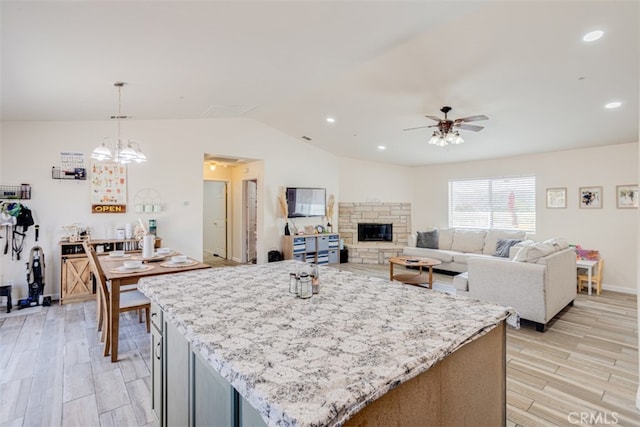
[0,285,12,313]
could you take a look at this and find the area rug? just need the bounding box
[432,282,457,295]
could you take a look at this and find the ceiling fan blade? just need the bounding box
[455,114,489,123]
[424,115,442,122]
[402,124,435,132]
[456,123,484,132]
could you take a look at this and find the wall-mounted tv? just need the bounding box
[286,187,326,218]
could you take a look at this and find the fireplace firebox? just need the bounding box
[358,223,393,242]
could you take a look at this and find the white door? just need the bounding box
[243,179,257,264]
[203,181,227,258]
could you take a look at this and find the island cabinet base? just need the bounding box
[155,311,505,427]
[346,322,506,427]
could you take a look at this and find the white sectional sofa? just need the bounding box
[403,228,577,332]
[403,228,527,273]
[465,246,577,332]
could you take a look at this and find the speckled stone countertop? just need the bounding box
[138,261,515,427]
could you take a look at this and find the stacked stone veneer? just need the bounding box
[338,202,411,264]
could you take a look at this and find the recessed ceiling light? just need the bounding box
[326,117,335,123]
[378,146,386,150]
[583,30,604,42]
[605,101,622,109]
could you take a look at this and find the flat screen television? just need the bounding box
[286,187,326,218]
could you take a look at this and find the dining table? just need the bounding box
[99,251,211,362]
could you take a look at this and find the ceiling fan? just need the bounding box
[403,106,489,146]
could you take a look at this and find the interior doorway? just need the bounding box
[203,180,227,261]
[243,179,258,264]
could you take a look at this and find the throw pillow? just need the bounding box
[494,239,522,258]
[416,230,439,249]
[513,241,556,262]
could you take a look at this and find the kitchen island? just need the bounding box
[138,261,515,427]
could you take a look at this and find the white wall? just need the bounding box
[411,143,638,293]
[338,157,413,202]
[0,118,339,299]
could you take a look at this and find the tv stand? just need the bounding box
[282,233,340,265]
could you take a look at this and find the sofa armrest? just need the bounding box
[467,257,547,324]
[536,248,577,320]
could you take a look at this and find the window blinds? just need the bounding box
[448,176,536,232]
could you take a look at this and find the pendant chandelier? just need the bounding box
[91,82,147,164]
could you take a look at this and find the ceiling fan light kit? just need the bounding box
[405,105,488,148]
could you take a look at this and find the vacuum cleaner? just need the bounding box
[18,246,50,309]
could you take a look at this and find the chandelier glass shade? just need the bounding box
[428,130,464,147]
[91,82,147,164]
[91,138,147,164]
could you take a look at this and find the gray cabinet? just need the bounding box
[193,350,233,426]
[165,321,190,426]
[150,302,163,424]
[152,305,267,427]
[151,324,163,423]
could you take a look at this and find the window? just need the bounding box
[449,176,536,232]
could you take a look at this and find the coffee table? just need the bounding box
[389,256,442,289]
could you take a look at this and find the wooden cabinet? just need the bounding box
[60,256,92,302]
[282,233,340,265]
[59,238,161,305]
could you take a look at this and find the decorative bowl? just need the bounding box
[171,255,187,264]
[123,260,143,270]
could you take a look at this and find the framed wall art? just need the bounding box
[546,187,566,209]
[579,186,602,209]
[616,184,638,209]
[90,161,128,213]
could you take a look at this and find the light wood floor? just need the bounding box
[202,252,241,268]
[0,262,637,426]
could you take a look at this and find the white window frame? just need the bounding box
[448,175,536,232]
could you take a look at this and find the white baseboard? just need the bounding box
[637,386,640,410]
[232,256,242,263]
[601,284,637,295]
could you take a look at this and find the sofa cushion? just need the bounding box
[494,239,523,258]
[416,230,439,249]
[402,247,455,263]
[482,229,527,255]
[451,229,486,254]
[438,228,454,250]
[452,252,495,264]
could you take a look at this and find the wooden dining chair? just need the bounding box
[578,258,604,295]
[83,241,151,356]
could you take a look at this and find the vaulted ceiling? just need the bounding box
[2,1,638,166]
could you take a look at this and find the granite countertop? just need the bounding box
[138,261,515,427]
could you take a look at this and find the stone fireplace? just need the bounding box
[338,202,411,264]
